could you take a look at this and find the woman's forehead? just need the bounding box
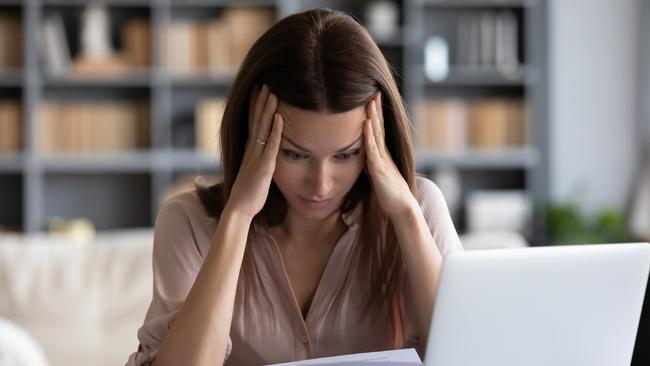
[277,101,366,150]
[277,101,366,129]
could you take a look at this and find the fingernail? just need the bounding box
[262,84,268,93]
[370,100,376,110]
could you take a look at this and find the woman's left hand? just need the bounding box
[363,93,418,220]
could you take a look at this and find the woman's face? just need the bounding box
[273,101,367,220]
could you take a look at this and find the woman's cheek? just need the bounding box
[273,159,302,187]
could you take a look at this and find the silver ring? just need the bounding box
[256,137,267,145]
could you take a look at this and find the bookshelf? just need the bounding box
[0,0,548,244]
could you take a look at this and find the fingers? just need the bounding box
[375,92,384,131]
[253,92,278,151]
[364,119,380,170]
[367,94,386,157]
[249,84,270,140]
[263,113,283,162]
[250,84,269,131]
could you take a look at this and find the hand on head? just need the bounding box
[225,84,284,219]
[363,92,415,219]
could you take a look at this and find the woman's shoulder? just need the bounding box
[156,189,219,236]
[414,175,445,206]
[154,189,220,260]
[159,190,205,217]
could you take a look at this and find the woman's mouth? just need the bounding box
[299,197,333,209]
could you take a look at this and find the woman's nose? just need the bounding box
[308,161,333,198]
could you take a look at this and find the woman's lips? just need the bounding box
[300,197,332,209]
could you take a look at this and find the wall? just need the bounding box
[549,0,640,214]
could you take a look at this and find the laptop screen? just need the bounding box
[632,272,649,365]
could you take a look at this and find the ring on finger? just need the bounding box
[256,137,267,145]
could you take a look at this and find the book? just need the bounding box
[42,14,71,76]
[38,100,149,153]
[456,11,519,71]
[416,98,526,152]
[164,7,274,76]
[0,14,22,72]
[0,100,22,152]
[266,348,421,366]
[123,18,151,68]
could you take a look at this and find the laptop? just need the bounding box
[423,243,650,366]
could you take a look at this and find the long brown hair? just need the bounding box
[196,8,416,320]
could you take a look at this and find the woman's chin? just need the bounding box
[289,196,341,220]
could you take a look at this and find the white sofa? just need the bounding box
[0,230,154,366]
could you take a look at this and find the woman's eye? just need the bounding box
[282,150,308,160]
[335,149,361,161]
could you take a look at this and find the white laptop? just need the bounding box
[424,243,650,366]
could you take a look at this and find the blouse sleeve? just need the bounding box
[125,194,232,366]
[398,176,464,349]
[414,176,464,257]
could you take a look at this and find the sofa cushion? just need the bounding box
[0,230,153,366]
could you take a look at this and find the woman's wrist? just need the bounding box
[388,196,420,224]
[222,203,256,224]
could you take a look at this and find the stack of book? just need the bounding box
[42,14,150,76]
[415,98,528,151]
[0,100,22,152]
[164,7,275,77]
[456,10,519,73]
[467,98,527,149]
[0,14,22,72]
[38,100,150,153]
[195,98,226,155]
[121,18,151,68]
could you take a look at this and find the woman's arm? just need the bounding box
[152,207,251,366]
[152,85,283,366]
[362,94,454,359]
[390,200,443,358]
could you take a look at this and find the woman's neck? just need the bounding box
[273,208,347,248]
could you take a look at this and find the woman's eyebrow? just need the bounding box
[282,135,363,153]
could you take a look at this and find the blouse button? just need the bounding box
[299,335,309,344]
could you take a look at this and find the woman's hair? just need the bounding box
[196,8,416,321]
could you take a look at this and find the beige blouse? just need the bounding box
[126,176,463,366]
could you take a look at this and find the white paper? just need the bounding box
[266,348,422,366]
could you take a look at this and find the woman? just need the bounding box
[127,8,462,366]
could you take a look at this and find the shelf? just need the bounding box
[419,0,532,9]
[414,147,540,169]
[41,0,152,8]
[38,152,154,172]
[168,149,220,170]
[0,152,24,172]
[0,70,23,87]
[43,172,152,230]
[169,0,277,8]
[42,72,152,88]
[414,65,534,87]
[0,0,548,234]
[0,1,24,6]
[34,150,221,172]
[169,73,235,88]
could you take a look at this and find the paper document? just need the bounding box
[266,348,422,365]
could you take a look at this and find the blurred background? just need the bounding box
[0,0,647,365]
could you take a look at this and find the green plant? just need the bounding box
[545,203,639,245]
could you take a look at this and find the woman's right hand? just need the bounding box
[224,84,283,220]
